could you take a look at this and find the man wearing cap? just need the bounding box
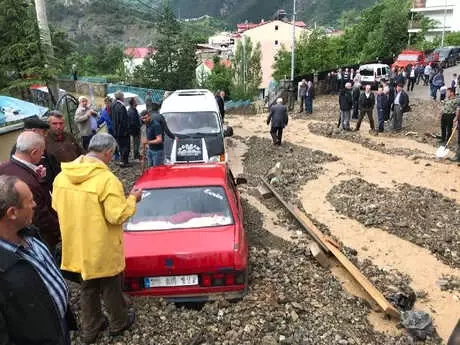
[10,116,60,189]
[46,110,84,164]
[75,96,98,151]
[266,98,288,145]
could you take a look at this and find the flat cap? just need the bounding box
[23,116,50,130]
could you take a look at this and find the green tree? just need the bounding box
[337,9,360,30]
[444,32,460,46]
[231,36,262,100]
[205,56,233,95]
[134,3,197,90]
[0,0,42,92]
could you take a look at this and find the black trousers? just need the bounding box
[116,136,130,164]
[270,127,283,145]
[441,113,456,143]
[356,109,375,131]
[407,77,416,91]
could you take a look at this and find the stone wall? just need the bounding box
[58,79,76,93]
[74,81,107,98]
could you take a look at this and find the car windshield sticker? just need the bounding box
[203,188,223,200]
[177,143,202,157]
[141,191,151,200]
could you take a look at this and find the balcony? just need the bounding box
[410,5,455,13]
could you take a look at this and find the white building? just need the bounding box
[409,0,460,40]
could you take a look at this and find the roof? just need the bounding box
[107,92,140,99]
[160,89,219,114]
[135,163,228,190]
[124,47,156,59]
[237,20,308,33]
[202,59,232,70]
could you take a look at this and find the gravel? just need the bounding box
[70,199,441,345]
[241,136,338,202]
[327,178,460,268]
[66,141,443,344]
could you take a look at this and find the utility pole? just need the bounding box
[290,0,296,82]
[441,0,447,47]
[34,0,58,106]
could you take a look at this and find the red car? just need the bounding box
[123,163,248,302]
[392,49,425,69]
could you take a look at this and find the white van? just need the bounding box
[160,89,233,163]
[358,63,391,88]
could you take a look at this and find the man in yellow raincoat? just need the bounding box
[52,133,142,344]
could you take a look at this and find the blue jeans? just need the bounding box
[147,149,164,167]
[305,98,313,113]
[377,108,385,132]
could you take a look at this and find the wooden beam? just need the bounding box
[263,178,400,319]
[324,237,400,319]
[262,179,330,253]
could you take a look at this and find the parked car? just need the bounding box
[107,91,146,114]
[358,63,391,88]
[434,47,457,68]
[392,50,425,70]
[123,163,249,302]
[160,89,233,164]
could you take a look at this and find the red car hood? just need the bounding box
[124,225,236,277]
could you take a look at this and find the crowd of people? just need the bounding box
[0,106,145,343]
[0,87,233,344]
[75,92,175,169]
[324,64,459,162]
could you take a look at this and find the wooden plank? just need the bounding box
[263,178,400,319]
[262,179,331,254]
[324,237,401,320]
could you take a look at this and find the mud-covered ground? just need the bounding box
[67,141,443,345]
[327,178,460,268]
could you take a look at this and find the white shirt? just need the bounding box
[394,92,402,105]
[12,155,38,171]
[410,69,415,78]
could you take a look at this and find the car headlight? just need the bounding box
[209,154,226,163]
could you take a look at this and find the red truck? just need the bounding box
[391,50,426,69]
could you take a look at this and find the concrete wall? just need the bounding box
[75,81,107,98]
[239,21,309,89]
[58,79,76,93]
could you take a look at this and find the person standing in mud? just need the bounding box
[267,98,288,146]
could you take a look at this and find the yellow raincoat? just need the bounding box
[52,156,136,280]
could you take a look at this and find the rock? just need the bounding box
[261,335,277,345]
[290,310,299,322]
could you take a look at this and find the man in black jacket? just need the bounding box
[267,98,288,145]
[110,91,131,167]
[355,85,376,131]
[351,83,361,119]
[0,175,76,345]
[10,116,61,190]
[392,83,409,132]
[339,83,353,130]
[215,90,225,121]
[127,98,141,160]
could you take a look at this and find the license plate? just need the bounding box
[144,275,199,288]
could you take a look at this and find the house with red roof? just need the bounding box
[196,58,232,86]
[123,47,157,74]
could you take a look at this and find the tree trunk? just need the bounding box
[34,0,59,107]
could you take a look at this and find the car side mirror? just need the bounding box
[235,177,247,185]
[224,126,234,137]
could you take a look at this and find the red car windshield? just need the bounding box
[124,186,234,231]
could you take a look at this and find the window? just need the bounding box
[275,40,279,46]
[163,111,220,135]
[275,25,279,30]
[125,187,234,231]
